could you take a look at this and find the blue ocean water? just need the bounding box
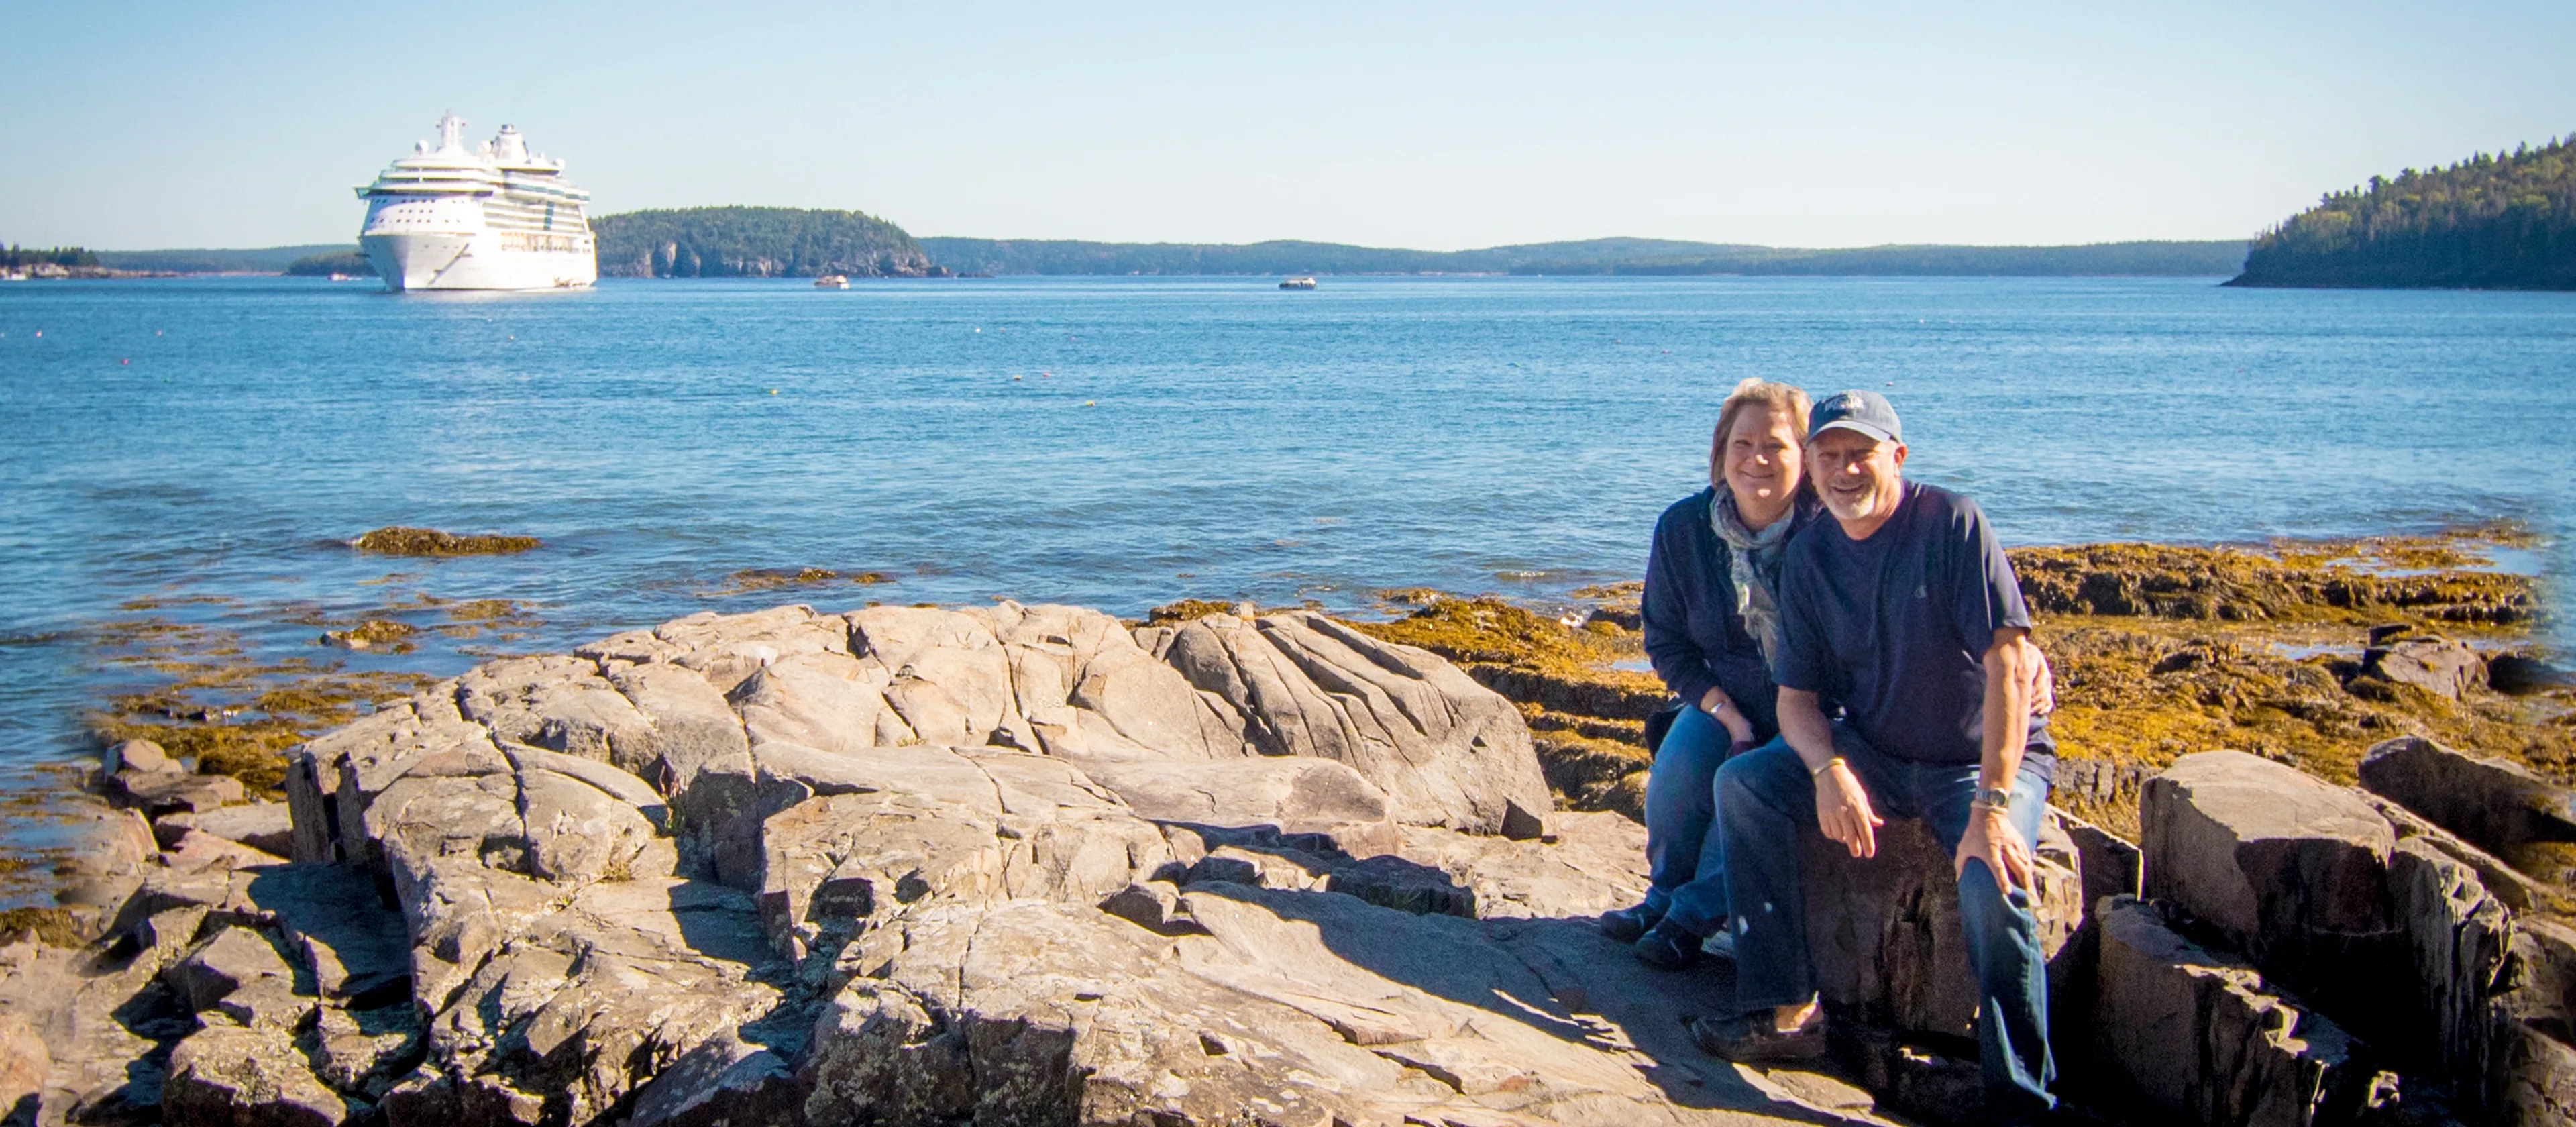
[1,274,2571,825]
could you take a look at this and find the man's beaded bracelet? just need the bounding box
[1809,756,1845,779]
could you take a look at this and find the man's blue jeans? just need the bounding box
[1716,724,2056,1116]
[1639,704,1737,936]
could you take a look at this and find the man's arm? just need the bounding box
[1957,627,2037,890]
[1781,687,1882,859]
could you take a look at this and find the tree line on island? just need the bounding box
[1,245,100,270]
[254,211,2251,281]
[2229,133,2575,289]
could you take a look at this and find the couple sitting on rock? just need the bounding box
[1609,380,2060,1122]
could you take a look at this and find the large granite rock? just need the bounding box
[2356,634,2485,700]
[2359,735,2576,878]
[2141,751,2402,1020]
[1798,813,2086,1043]
[0,1012,45,1122]
[79,601,2553,1126]
[1148,611,1554,833]
[248,604,1693,1127]
[2090,896,2372,1126]
[164,1017,348,1127]
[2492,918,2576,1126]
[2387,837,2518,1112]
[50,796,158,925]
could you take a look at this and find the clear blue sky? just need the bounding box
[5,1,2570,251]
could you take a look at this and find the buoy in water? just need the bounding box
[1083,400,1096,407]
[768,389,779,395]
[1012,375,1022,381]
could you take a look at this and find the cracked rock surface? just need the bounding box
[13,602,2106,1126]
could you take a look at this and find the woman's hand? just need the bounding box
[1699,686,1756,745]
[1813,761,1884,858]
[2021,637,2057,716]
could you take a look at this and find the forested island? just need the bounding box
[590,206,945,278]
[93,246,345,274]
[1,245,99,270]
[284,250,373,276]
[2229,135,2575,289]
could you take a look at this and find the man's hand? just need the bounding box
[2021,638,2057,716]
[1699,685,1756,745]
[1955,804,2035,894]
[1814,761,1884,859]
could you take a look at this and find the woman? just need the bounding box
[1603,379,1820,970]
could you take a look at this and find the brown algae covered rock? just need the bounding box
[2013,532,2568,839]
[349,525,540,556]
[2010,534,2537,625]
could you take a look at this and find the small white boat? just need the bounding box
[814,274,848,289]
[1279,276,1318,290]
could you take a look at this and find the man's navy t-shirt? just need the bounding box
[1775,481,2054,773]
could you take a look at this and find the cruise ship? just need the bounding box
[355,114,596,292]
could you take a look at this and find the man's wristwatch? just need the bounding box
[1971,786,2014,812]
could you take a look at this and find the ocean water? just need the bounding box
[1,274,2571,853]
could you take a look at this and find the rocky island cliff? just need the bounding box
[592,207,945,279]
[2228,135,2576,290]
[8,533,2576,1126]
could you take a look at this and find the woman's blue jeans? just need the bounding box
[1639,704,1737,938]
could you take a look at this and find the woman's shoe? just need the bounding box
[1688,1010,1827,1063]
[1599,901,1668,944]
[1633,920,1703,971]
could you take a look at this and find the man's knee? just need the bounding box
[1953,859,2039,936]
[1716,741,1807,816]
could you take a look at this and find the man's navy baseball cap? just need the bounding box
[1808,389,1903,444]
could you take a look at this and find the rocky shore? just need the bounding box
[7,531,2572,1125]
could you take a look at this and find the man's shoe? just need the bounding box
[1688,1010,1828,1063]
[1599,901,1667,944]
[1633,921,1703,971]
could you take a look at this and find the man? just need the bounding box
[1692,390,2057,1121]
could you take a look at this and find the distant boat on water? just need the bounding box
[1280,276,1318,290]
[814,275,848,289]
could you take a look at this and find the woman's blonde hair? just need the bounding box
[1709,378,1815,488]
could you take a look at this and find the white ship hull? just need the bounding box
[356,115,597,293]
[361,231,597,292]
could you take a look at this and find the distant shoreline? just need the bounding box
[31,235,2254,282]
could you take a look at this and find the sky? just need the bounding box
[3,1,2571,252]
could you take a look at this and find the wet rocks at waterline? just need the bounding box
[5,602,2572,1126]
